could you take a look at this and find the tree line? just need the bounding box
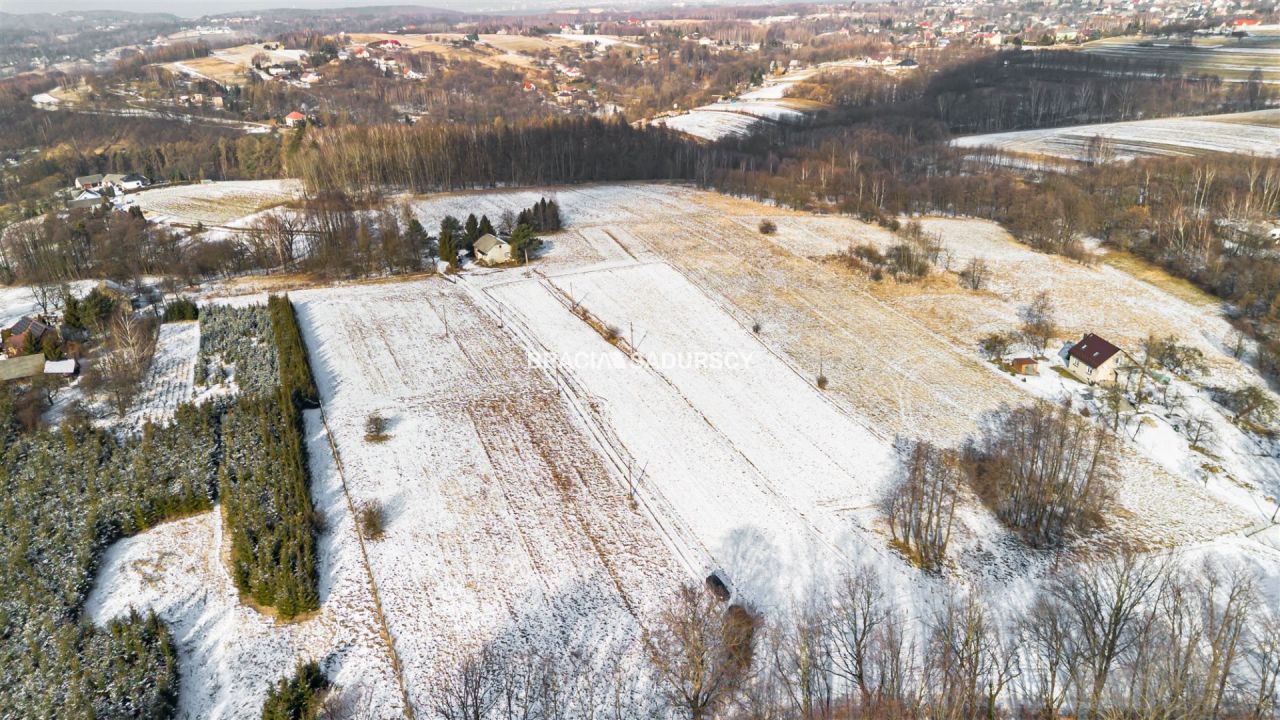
[205,297,322,619]
[424,548,1278,720]
[292,116,703,198]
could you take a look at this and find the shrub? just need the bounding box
[959,257,991,290]
[261,661,329,720]
[364,413,389,443]
[358,501,386,541]
[979,332,1014,362]
[758,219,777,234]
[161,297,199,323]
[816,373,829,390]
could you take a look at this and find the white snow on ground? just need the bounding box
[290,280,687,714]
[0,280,96,328]
[653,60,841,140]
[548,33,637,47]
[952,109,1280,162]
[654,108,765,140]
[123,321,199,430]
[80,183,1280,715]
[135,180,303,227]
[482,263,904,609]
[86,411,405,719]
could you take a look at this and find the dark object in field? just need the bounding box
[705,570,732,602]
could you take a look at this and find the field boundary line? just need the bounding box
[315,404,416,720]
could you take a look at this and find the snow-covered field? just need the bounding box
[290,279,687,712]
[483,262,903,608]
[1085,32,1280,83]
[124,321,199,430]
[653,108,766,140]
[87,411,405,719]
[135,180,303,227]
[69,182,1280,716]
[652,60,845,140]
[952,109,1280,163]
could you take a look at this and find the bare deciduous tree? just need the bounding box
[886,440,962,571]
[646,585,758,720]
[925,591,1019,720]
[959,257,991,291]
[1049,548,1168,718]
[91,310,157,417]
[248,212,303,271]
[1018,292,1057,356]
[431,643,503,720]
[972,400,1117,546]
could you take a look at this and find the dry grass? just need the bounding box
[165,56,247,85]
[1099,250,1219,308]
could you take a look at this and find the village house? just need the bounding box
[3,316,53,357]
[75,174,104,191]
[474,234,513,265]
[68,189,104,209]
[103,173,149,192]
[1066,333,1122,384]
[284,111,307,127]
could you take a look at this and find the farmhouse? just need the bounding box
[284,111,307,127]
[3,316,53,357]
[75,174,104,190]
[68,189,104,209]
[103,173,149,192]
[474,234,512,265]
[1066,333,1121,384]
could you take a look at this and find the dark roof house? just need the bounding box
[4,316,52,357]
[1068,333,1120,369]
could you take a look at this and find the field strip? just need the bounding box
[314,404,415,719]
[462,274,716,580]
[483,264,905,607]
[291,280,684,707]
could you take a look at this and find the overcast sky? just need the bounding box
[0,0,492,15]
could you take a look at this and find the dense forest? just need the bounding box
[0,295,321,716]
[0,400,215,717]
[293,116,702,197]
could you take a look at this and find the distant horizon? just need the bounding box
[0,0,708,17]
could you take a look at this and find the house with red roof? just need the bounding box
[1067,333,1122,384]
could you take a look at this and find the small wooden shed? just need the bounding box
[1011,357,1039,376]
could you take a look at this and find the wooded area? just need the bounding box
[428,550,1279,720]
[0,295,323,717]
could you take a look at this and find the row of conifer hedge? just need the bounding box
[221,295,320,618]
